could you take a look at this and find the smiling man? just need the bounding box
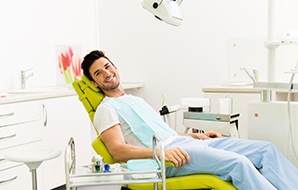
[81,50,298,190]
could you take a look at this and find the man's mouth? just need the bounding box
[105,75,114,83]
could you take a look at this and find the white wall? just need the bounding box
[97,0,266,108]
[0,0,98,89]
[1,0,298,133]
[96,0,298,132]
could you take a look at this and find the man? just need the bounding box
[81,50,298,190]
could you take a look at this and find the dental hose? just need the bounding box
[286,57,298,161]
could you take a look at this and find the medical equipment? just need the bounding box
[65,137,166,190]
[183,112,240,138]
[142,0,183,26]
[180,97,240,137]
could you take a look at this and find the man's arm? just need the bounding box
[100,124,190,167]
[100,123,153,162]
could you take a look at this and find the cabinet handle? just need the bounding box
[42,103,48,126]
[0,133,16,140]
[0,112,14,118]
[0,175,17,184]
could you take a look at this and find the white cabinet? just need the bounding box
[0,95,92,189]
[40,95,91,189]
[0,101,43,190]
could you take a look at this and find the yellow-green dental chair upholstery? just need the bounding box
[72,75,236,190]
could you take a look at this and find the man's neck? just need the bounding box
[103,84,125,97]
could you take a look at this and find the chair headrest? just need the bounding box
[73,75,115,163]
[72,75,104,133]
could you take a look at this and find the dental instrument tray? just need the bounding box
[183,112,240,122]
[127,159,159,179]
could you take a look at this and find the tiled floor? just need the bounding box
[52,185,65,190]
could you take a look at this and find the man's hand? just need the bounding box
[164,147,190,168]
[197,131,222,140]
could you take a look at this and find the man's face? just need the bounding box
[89,57,120,91]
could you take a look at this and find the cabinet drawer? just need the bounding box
[0,121,42,150]
[0,101,40,127]
[0,164,42,190]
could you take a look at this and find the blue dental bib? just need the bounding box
[102,95,177,147]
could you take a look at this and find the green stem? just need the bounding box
[64,69,73,84]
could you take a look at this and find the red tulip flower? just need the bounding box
[71,54,82,78]
[58,47,82,83]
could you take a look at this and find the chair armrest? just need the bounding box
[152,134,167,184]
[166,161,175,167]
[152,135,165,165]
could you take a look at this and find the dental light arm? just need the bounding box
[142,0,183,26]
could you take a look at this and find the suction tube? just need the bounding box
[286,57,298,161]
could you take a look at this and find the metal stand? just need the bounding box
[31,169,37,190]
[65,136,166,190]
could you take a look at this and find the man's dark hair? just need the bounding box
[81,50,114,81]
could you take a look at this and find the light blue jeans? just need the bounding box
[165,136,298,190]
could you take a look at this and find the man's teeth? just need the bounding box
[106,76,113,82]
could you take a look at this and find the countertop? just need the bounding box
[0,82,144,105]
[202,85,261,93]
[202,82,298,94]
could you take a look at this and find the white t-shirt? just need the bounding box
[94,95,146,148]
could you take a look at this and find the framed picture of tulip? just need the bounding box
[56,46,83,84]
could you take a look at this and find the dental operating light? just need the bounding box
[142,0,183,26]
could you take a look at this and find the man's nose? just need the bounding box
[102,69,111,76]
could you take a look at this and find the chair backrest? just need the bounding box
[72,75,115,164]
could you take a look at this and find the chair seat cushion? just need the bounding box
[127,174,236,190]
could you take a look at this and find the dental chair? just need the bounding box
[72,75,236,190]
